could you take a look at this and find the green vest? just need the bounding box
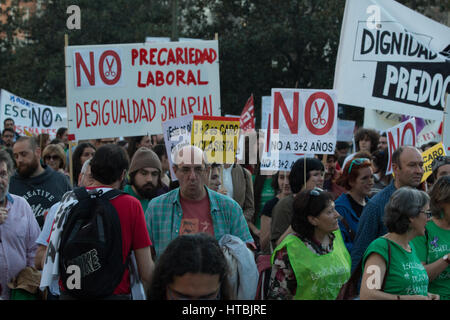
[272,230,351,300]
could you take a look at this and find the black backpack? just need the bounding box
[59,187,127,299]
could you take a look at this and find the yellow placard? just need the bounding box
[191,115,240,164]
[421,142,446,182]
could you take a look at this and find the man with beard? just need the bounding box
[10,137,72,228]
[0,149,40,299]
[124,147,168,213]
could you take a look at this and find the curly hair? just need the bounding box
[292,189,334,240]
[147,233,233,300]
[383,187,429,234]
[355,128,380,153]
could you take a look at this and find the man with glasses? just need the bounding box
[0,149,40,300]
[124,147,169,213]
[350,145,425,272]
[146,145,254,258]
[3,118,20,142]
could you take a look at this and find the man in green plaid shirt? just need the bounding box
[145,145,254,258]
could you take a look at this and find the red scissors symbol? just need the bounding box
[105,58,116,77]
[312,101,326,126]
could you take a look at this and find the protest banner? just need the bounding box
[337,119,356,142]
[162,114,194,181]
[191,115,240,164]
[416,119,442,148]
[0,89,67,138]
[268,88,338,155]
[334,0,450,121]
[421,142,446,182]
[65,40,221,140]
[240,94,255,131]
[386,118,416,174]
[442,94,450,153]
[261,96,271,130]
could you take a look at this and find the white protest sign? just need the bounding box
[162,115,194,181]
[65,40,221,140]
[0,89,67,138]
[442,95,450,154]
[334,0,450,121]
[386,118,416,174]
[259,128,314,173]
[268,89,337,155]
[337,119,356,142]
[416,119,441,147]
[261,96,271,130]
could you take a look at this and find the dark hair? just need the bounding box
[383,187,429,234]
[72,142,96,185]
[355,128,380,153]
[429,176,450,218]
[336,141,350,150]
[431,155,450,180]
[289,157,324,194]
[56,127,67,139]
[372,150,388,174]
[50,138,62,145]
[2,128,14,136]
[147,233,233,300]
[0,149,14,175]
[152,144,167,160]
[90,144,129,185]
[3,118,14,125]
[337,157,372,190]
[127,135,147,160]
[271,171,281,194]
[292,189,334,239]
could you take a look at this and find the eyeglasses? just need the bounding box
[309,187,324,196]
[420,209,432,219]
[0,170,9,179]
[179,166,206,175]
[348,158,371,174]
[44,155,61,161]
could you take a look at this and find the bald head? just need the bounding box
[172,145,208,167]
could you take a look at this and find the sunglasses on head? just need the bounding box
[309,187,324,196]
[348,158,371,174]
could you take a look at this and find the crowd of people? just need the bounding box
[0,117,449,301]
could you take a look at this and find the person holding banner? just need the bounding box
[268,188,351,300]
[335,158,374,253]
[411,176,450,300]
[351,146,424,272]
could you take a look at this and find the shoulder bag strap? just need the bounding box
[381,239,391,291]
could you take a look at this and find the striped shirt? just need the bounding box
[145,186,254,258]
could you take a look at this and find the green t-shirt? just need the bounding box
[411,220,450,300]
[123,184,149,213]
[252,175,276,229]
[362,237,429,297]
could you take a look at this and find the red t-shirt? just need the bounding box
[59,187,151,295]
[179,194,214,236]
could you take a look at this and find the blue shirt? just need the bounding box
[145,186,254,258]
[350,181,396,272]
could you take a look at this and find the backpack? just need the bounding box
[59,187,127,299]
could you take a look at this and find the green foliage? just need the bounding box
[0,0,448,126]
